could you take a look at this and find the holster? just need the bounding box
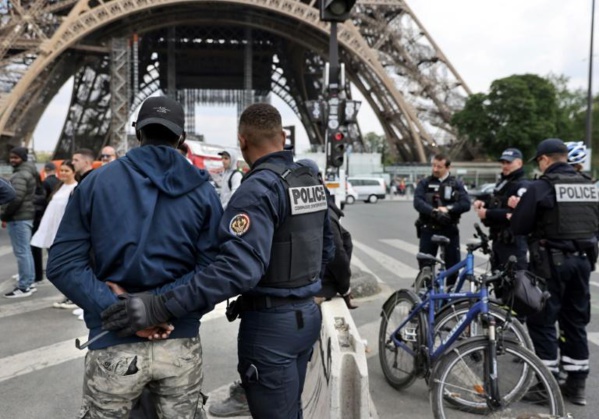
[415,219,424,239]
[529,241,551,279]
[225,299,240,322]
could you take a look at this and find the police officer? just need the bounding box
[101,103,335,419]
[510,138,599,406]
[414,154,471,286]
[473,148,529,272]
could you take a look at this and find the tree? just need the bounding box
[363,132,396,166]
[452,74,560,159]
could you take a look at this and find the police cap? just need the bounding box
[529,138,568,162]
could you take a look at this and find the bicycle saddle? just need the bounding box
[431,235,450,245]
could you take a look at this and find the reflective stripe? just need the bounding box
[561,356,590,372]
[561,356,590,366]
[541,358,559,373]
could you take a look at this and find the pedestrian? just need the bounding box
[46,96,223,418]
[31,160,78,274]
[100,145,118,165]
[42,161,60,197]
[1,146,37,298]
[413,154,471,286]
[218,148,242,209]
[0,177,16,204]
[72,148,95,182]
[473,148,529,273]
[101,103,335,419]
[509,138,599,406]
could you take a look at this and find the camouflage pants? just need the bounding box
[78,337,206,419]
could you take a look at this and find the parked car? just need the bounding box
[347,177,386,203]
[468,182,495,201]
[345,181,358,205]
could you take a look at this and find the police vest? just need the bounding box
[421,176,460,225]
[245,162,327,288]
[535,172,599,240]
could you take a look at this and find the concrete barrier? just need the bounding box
[302,298,377,419]
[206,297,377,419]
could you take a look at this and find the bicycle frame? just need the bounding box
[392,284,490,363]
[433,251,476,293]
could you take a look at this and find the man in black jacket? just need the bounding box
[1,147,37,298]
[473,148,529,272]
[413,154,471,286]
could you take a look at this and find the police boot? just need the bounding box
[208,381,250,417]
[560,376,586,406]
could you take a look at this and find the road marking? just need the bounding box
[351,255,385,283]
[0,335,87,384]
[590,281,599,288]
[353,240,419,279]
[380,238,488,275]
[0,295,61,319]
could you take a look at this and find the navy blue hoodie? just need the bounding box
[47,145,222,349]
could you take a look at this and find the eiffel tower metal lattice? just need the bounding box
[0,0,471,162]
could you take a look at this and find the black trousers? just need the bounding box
[418,225,460,287]
[527,254,591,379]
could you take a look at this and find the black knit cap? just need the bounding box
[135,96,185,136]
[10,147,28,162]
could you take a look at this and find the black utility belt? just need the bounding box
[548,248,585,258]
[236,295,312,312]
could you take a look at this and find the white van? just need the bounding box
[347,177,386,203]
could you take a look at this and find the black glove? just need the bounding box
[101,293,171,337]
[432,209,452,226]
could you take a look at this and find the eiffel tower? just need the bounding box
[0,0,471,162]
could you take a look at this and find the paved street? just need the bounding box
[1,197,598,418]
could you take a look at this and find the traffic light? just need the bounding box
[320,0,356,22]
[327,129,346,168]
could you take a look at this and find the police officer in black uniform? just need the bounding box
[473,148,529,272]
[414,154,471,286]
[101,103,335,418]
[510,138,599,406]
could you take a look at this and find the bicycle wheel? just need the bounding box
[413,266,433,297]
[433,301,533,351]
[430,338,565,418]
[378,289,426,390]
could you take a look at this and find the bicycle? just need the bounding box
[412,224,533,354]
[379,262,565,418]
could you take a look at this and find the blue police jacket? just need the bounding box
[163,150,335,318]
[414,174,471,224]
[46,145,222,349]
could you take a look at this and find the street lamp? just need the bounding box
[585,0,595,167]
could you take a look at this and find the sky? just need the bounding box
[32,0,597,153]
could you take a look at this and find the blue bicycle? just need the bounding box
[378,262,564,418]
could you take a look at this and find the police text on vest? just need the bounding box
[289,185,328,215]
[554,184,599,202]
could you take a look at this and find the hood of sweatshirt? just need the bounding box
[125,145,210,197]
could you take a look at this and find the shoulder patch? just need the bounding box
[517,187,527,197]
[229,213,251,236]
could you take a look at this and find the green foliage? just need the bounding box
[452,74,586,160]
[363,131,396,166]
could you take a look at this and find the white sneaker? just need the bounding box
[52,298,78,309]
[29,283,38,293]
[72,308,84,316]
[4,287,33,298]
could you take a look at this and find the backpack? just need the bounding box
[227,170,243,189]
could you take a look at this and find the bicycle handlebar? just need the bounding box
[467,223,492,255]
[481,255,517,285]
